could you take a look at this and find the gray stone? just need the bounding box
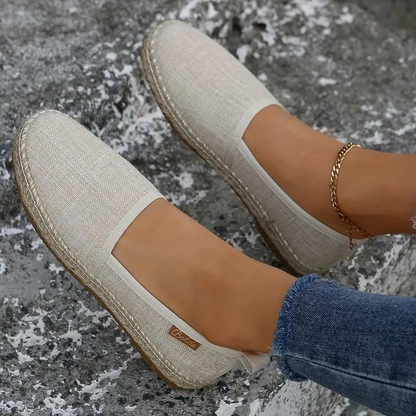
[0,0,415,414]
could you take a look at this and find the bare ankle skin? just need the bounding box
[112,199,296,353]
[243,105,416,237]
[337,149,416,235]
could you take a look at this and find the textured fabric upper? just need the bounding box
[151,21,277,166]
[24,111,160,273]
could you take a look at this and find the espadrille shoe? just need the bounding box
[13,110,270,389]
[142,20,366,275]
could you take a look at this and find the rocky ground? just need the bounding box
[0,0,415,415]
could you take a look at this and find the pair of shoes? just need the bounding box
[13,21,364,389]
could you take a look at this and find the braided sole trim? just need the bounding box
[143,21,323,275]
[13,109,218,389]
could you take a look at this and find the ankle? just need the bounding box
[243,104,416,238]
[337,149,416,235]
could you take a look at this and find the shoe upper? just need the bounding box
[14,110,270,388]
[146,21,366,274]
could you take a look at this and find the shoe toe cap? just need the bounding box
[15,110,159,271]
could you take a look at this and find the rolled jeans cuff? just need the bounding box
[271,274,337,382]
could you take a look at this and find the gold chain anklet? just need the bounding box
[330,143,373,249]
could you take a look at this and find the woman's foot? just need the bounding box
[142,21,367,275]
[15,110,278,387]
[143,20,416,275]
[243,105,416,237]
[113,198,296,353]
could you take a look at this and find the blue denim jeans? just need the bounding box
[271,275,416,416]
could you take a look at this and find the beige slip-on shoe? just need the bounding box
[142,20,366,275]
[13,110,269,389]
